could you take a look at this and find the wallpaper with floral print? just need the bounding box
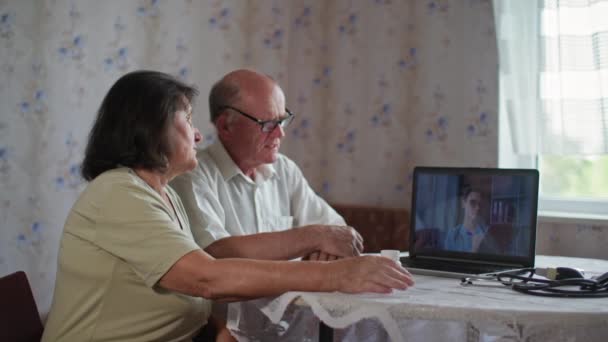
[0,0,605,317]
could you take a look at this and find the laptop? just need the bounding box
[400,167,539,278]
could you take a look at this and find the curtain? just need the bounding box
[495,0,608,155]
[0,0,498,317]
[541,0,608,155]
[494,0,541,155]
[414,175,460,236]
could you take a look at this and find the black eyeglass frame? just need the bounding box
[219,105,295,133]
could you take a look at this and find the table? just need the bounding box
[250,255,608,342]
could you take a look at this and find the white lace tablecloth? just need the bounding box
[231,255,608,342]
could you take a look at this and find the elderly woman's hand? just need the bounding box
[331,255,414,294]
[303,251,340,261]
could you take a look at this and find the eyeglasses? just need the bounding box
[185,110,193,126]
[220,105,295,133]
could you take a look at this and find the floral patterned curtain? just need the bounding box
[0,0,497,316]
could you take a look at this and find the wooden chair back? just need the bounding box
[0,271,44,342]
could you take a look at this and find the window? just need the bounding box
[495,0,608,217]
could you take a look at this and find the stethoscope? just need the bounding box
[460,268,608,298]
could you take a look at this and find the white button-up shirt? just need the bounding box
[170,140,345,249]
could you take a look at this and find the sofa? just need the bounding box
[330,204,410,253]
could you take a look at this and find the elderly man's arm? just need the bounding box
[204,224,363,260]
[205,157,361,261]
[283,158,355,260]
[287,161,346,228]
[171,164,363,260]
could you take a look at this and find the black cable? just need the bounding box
[494,269,608,298]
[511,285,608,298]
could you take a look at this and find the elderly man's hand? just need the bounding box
[311,225,364,258]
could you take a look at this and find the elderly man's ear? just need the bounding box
[215,114,232,139]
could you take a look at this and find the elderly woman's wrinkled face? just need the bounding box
[166,97,202,176]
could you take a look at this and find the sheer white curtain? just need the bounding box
[494,0,541,155]
[495,0,608,155]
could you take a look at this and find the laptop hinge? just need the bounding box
[414,255,523,267]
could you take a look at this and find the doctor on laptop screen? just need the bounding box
[444,185,488,253]
[414,173,535,257]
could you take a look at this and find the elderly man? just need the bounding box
[170,69,362,340]
[171,69,362,261]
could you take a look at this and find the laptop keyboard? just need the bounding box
[402,258,512,274]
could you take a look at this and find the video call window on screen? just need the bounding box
[413,173,536,257]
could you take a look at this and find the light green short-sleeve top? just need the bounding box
[42,168,211,342]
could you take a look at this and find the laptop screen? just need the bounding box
[410,167,539,266]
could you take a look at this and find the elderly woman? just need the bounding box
[41,71,414,342]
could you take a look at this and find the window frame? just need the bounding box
[499,108,608,219]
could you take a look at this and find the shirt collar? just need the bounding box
[208,140,277,183]
[456,223,486,237]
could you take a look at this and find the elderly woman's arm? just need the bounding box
[159,250,413,302]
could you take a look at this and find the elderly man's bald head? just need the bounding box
[208,69,278,123]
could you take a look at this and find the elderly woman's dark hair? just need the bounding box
[81,70,198,181]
